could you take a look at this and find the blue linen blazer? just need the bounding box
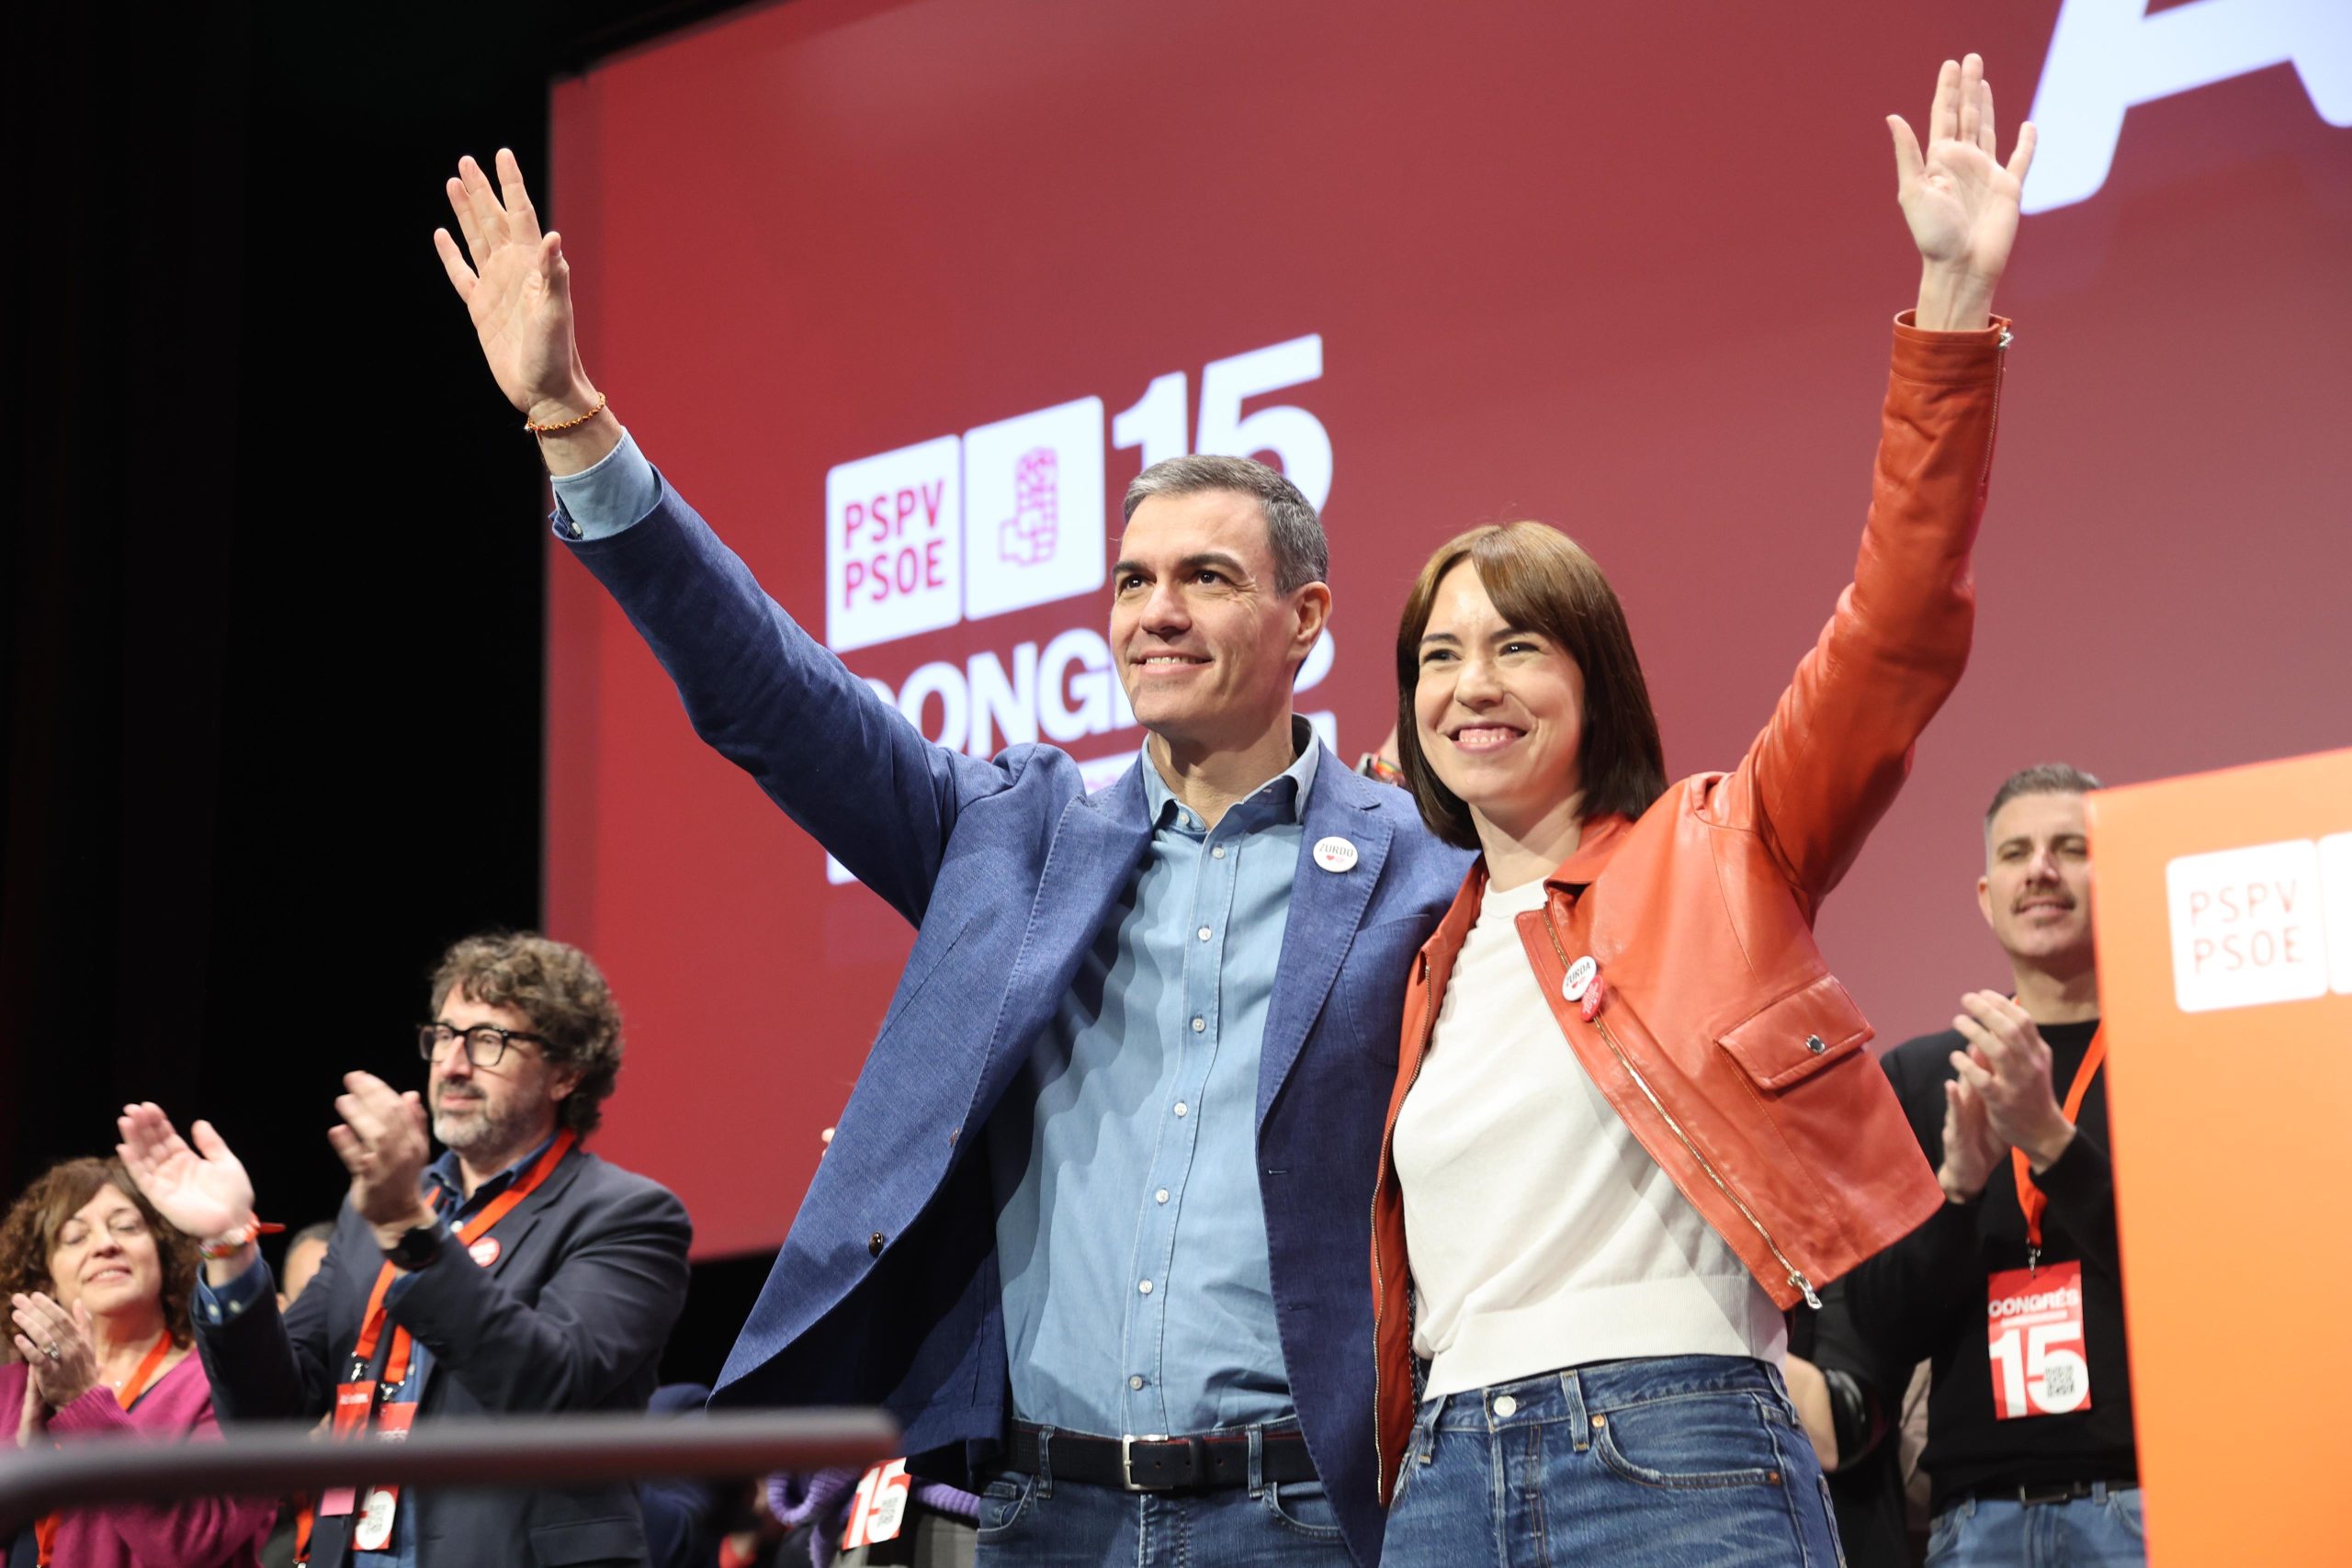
[568,490,1472,1565]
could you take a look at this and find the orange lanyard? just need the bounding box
[2012,1024,2104,1268]
[34,1332,175,1563]
[351,1129,574,1388]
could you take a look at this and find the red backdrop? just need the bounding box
[544,0,2352,1258]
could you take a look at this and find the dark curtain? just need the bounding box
[2,0,741,1231]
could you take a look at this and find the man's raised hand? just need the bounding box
[117,1102,256,1241]
[1890,54,2037,331]
[435,150,600,430]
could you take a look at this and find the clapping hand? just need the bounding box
[117,1103,256,1242]
[326,1072,435,1247]
[1936,1069,2005,1202]
[9,1292,99,1414]
[1889,54,2037,331]
[1950,991,2078,1171]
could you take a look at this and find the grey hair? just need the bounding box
[1984,762,2106,838]
[1121,455,1329,595]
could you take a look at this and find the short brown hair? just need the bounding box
[1395,522,1667,850]
[431,932,624,1136]
[0,1158,199,1352]
[1984,762,2105,852]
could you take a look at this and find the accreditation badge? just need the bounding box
[1986,1261,2092,1418]
[841,1459,911,1550]
[346,1402,416,1549]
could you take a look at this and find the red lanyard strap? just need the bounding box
[114,1331,175,1409]
[351,1129,576,1388]
[2012,1025,2105,1260]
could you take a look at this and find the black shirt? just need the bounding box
[1846,1019,2136,1513]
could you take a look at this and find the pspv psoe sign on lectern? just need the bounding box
[2085,748,2352,1568]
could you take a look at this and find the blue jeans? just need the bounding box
[1382,1356,1844,1567]
[1926,1487,2145,1567]
[972,1427,1354,1567]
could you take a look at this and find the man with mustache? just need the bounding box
[119,931,692,1568]
[1846,764,2144,1565]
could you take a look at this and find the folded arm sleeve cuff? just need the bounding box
[549,428,663,539]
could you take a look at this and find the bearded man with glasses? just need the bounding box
[119,931,692,1568]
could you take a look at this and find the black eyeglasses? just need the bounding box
[417,1021,552,1069]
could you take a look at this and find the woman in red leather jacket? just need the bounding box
[1372,54,2034,1566]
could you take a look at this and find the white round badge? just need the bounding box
[1560,955,1598,1003]
[469,1236,502,1269]
[1312,837,1359,874]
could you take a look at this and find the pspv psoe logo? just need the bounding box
[2164,833,2352,1012]
[824,398,1106,653]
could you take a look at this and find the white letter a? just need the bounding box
[2024,0,2352,214]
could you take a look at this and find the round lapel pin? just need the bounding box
[1560,955,1598,1003]
[1313,836,1359,873]
[469,1236,502,1269]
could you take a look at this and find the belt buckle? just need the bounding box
[1121,1433,1204,1491]
[1122,1433,1168,1491]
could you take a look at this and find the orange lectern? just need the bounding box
[2085,748,2352,1566]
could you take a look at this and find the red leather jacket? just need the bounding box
[1372,314,2011,1499]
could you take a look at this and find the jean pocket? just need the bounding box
[1261,1479,1345,1539]
[975,1472,1038,1541]
[1924,1505,1960,1566]
[2103,1488,2146,1544]
[1592,1390,1788,1491]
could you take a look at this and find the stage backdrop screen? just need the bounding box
[544,0,2352,1258]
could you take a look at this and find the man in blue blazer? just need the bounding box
[433,151,1471,1566]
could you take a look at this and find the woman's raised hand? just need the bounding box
[434,149,597,425]
[116,1102,254,1241]
[1890,54,2037,331]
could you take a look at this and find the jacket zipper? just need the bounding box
[1540,920,1821,1310]
[1370,950,1434,1491]
[1978,327,2010,493]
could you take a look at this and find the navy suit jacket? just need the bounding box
[569,489,1471,1564]
[196,1147,692,1568]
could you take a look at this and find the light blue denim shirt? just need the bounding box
[549,447,1316,1436]
[989,735,1316,1438]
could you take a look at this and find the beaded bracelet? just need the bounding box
[198,1216,284,1260]
[524,390,609,435]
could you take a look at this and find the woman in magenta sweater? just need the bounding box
[5,1156,272,1567]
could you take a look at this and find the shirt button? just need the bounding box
[1493,1394,1519,1418]
[1130,1375,1146,1390]
[1173,1101,1188,1118]
[868,1232,887,1257]
[1198,926,1212,942]
[1138,1280,1154,1295]
[1192,1017,1206,1032]
[1211,846,1227,860]
[1155,1189,1170,1204]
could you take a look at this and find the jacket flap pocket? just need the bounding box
[1717,973,1871,1090]
[530,1514,649,1565]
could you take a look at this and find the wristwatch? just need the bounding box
[382,1220,445,1271]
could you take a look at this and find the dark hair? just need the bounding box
[1984,762,2105,839]
[0,1158,199,1352]
[1395,522,1667,850]
[431,931,624,1135]
[1122,454,1328,594]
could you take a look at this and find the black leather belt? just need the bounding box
[1008,1422,1319,1491]
[1963,1478,2138,1507]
